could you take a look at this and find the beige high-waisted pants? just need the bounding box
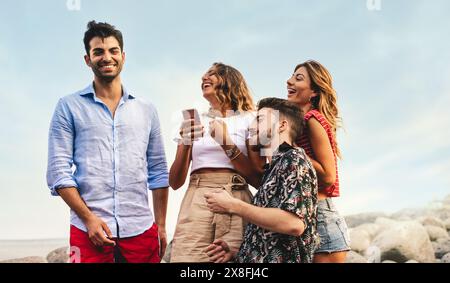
[170,172,252,262]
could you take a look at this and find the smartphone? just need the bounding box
[182,108,201,126]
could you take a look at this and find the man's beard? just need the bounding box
[92,63,122,83]
[249,127,274,152]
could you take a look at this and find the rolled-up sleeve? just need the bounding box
[46,99,78,196]
[146,106,169,190]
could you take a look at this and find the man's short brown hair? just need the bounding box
[257,98,304,142]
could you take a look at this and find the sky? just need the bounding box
[0,0,449,240]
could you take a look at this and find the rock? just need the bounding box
[420,216,446,229]
[375,217,398,230]
[405,260,419,263]
[382,260,397,263]
[349,228,371,253]
[363,246,382,263]
[344,212,387,228]
[431,206,450,221]
[0,256,47,263]
[433,238,450,258]
[345,251,367,263]
[425,225,449,241]
[444,219,450,231]
[162,241,172,263]
[390,208,426,221]
[372,220,435,263]
[348,223,383,253]
[47,247,69,263]
[392,216,412,221]
[355,223,382,239]
[441,253,450,263]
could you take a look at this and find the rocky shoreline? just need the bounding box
[2,194,449,263]
[345,194,450,263]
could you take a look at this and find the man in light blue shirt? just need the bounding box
[46,21,169,263]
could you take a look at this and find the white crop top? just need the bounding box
[190,110,256,173]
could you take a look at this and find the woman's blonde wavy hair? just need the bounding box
[295,60,342,157]
[211,62,255,112]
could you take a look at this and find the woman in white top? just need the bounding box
[169,63,265,262]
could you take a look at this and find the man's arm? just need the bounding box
[152,187,169,258]
[46,99,114,247]
[205,190,305,237]
[232,199,305,237]
[58,188,115,247]
[46,99,78,196]
[147,106,170,259]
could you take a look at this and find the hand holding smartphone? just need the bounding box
[182,109,201,126]
[179,108,204,144]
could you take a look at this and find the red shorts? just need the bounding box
[69,223,160,263]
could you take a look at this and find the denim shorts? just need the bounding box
[315,198,351,254]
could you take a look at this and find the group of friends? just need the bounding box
[46,21,350,263]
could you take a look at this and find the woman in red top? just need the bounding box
[287,60,350,263]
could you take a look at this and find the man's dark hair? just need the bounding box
[257,98,304,142]
[83,21,124,55]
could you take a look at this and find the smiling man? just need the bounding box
[46,21,169,263]
[204,98,320,263]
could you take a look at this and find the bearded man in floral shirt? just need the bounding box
[204,98,319,263]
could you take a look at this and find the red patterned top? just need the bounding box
[297,110,340,197]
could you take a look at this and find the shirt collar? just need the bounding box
[278,142,295,152]
[261,142,295,180]
[79,82,135,102]
[273,142,295,158]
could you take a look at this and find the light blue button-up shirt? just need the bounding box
[46,83,169,238]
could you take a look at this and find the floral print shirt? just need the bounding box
[235,142,319,263]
